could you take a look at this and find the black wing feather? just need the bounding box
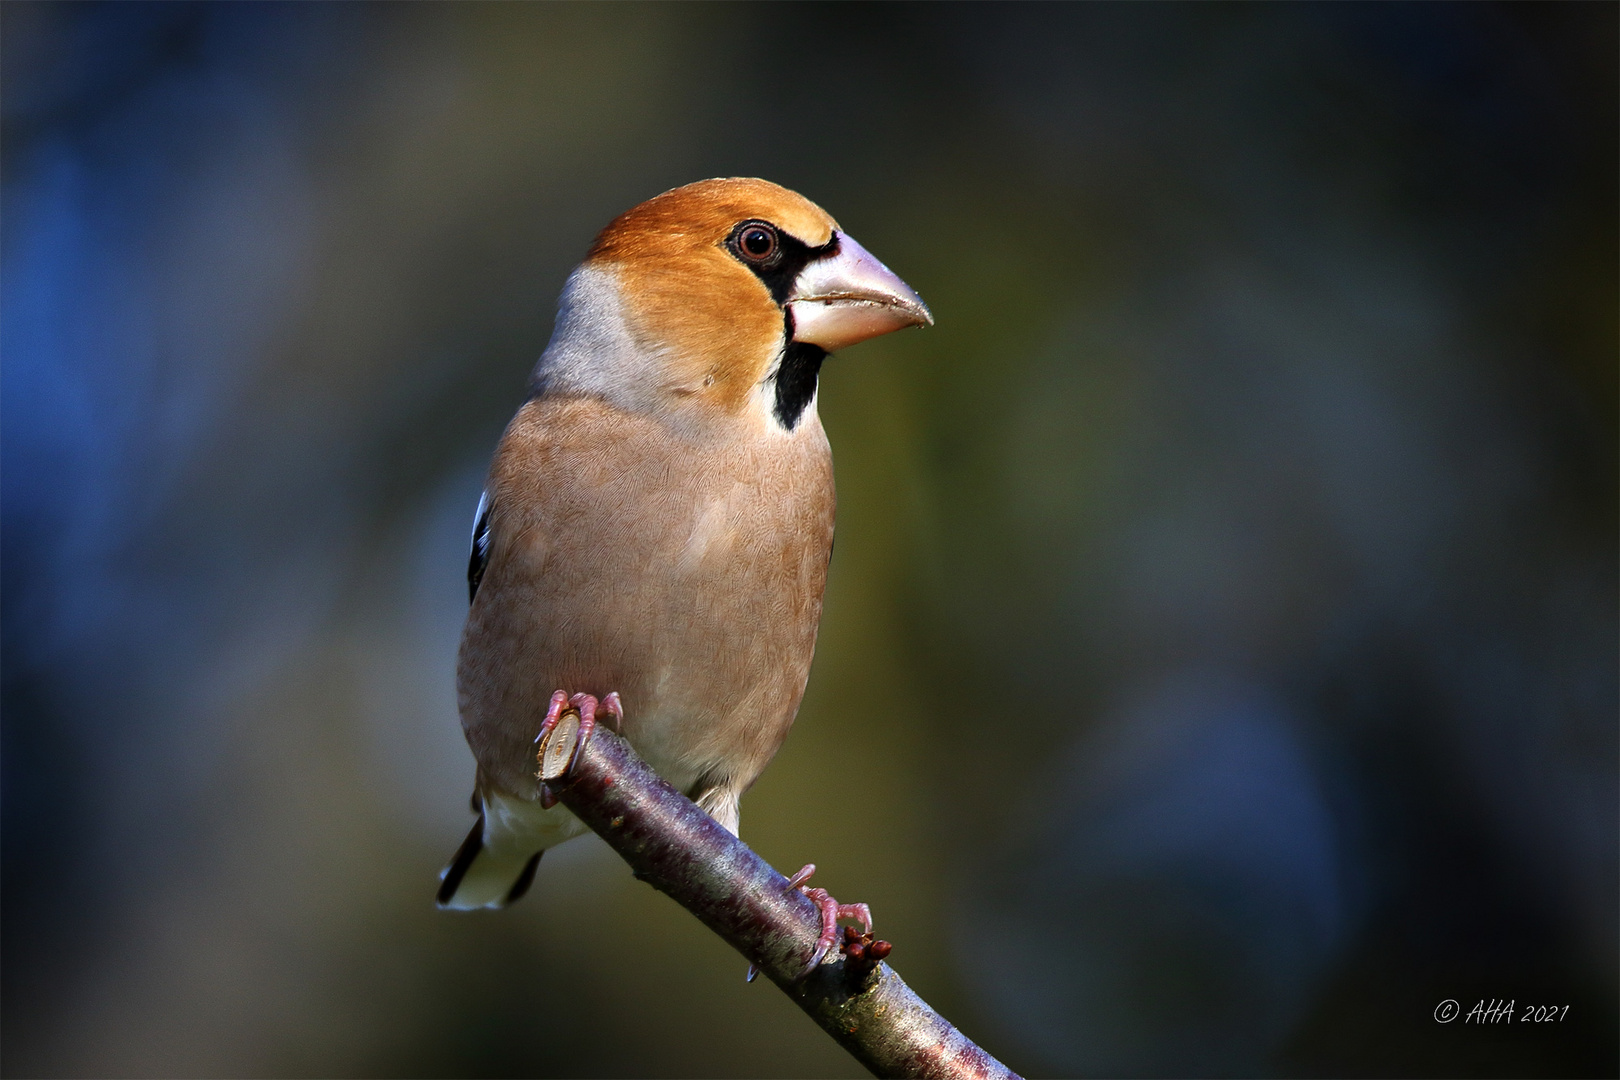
[468,491,491,604]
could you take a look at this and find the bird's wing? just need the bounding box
[467,489,491,604]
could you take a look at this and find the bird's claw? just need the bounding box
[784,863,874,980]
[536,690,625,808]
[534,691,572,746]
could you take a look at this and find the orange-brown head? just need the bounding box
[532,178,931,432]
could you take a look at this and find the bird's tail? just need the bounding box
[436,814,542,909]
[435,790,587,910]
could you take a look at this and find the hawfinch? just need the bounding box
[438,178,931,922]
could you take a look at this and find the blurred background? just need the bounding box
[3,3,1614,1077]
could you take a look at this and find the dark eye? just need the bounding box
[737,224,777,261]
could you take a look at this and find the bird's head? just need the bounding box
[533,178,932,432]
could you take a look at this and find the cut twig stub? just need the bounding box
[538,711,581,781]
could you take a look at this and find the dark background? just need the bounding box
[3,3,1615,1076]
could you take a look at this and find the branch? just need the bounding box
[537,714,1019,1080]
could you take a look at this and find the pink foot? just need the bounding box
[785,863,873,979]
[536,690,624,808]
[587,691,625,734]
[533,691,571,746]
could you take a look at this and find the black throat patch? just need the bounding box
[773,333,827,431]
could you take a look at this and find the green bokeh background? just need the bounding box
[4,4,1614,1076]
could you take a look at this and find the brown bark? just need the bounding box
[538,714,1019,1080]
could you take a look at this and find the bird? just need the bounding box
[437,176,932,954]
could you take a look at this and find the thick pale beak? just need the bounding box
[787,232,933,352]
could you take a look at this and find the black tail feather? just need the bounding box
[506,851,543,904]
[437,814,484,906]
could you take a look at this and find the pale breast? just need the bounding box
[457,395,835,800]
